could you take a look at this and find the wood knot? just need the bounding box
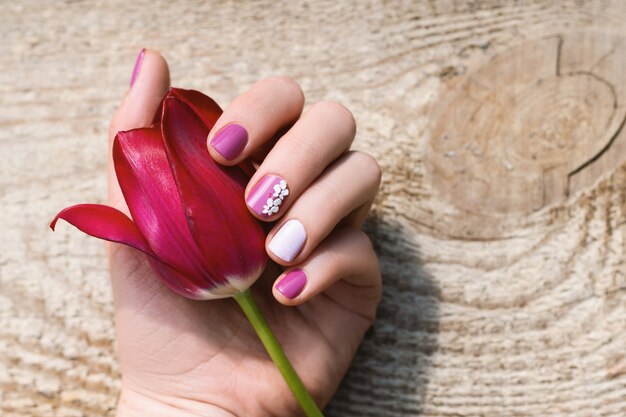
[426,32,626,237]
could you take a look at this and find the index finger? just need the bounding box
[206,77,304,165]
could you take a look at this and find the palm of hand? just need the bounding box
[110,244,375,417]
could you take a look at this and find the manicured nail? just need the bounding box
[268,219,306,262]
[210,124,248,160]
[246,175,290,217]
[130,49,145,87]
[276,269,307,299]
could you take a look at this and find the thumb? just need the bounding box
[108,49,170,211]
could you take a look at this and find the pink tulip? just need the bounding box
[51,88,268,299]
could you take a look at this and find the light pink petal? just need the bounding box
[50,204,152,254]
[161,97,267,283]
[113,127,209,279]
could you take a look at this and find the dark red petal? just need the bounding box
[166,88,254,180]
[161,97,267,283]
[147,257,205,300]
[50,204,152,254]
[152,96,166,125]
[154,88,222,128]
[168,88,223,130]
[113,127,210,279]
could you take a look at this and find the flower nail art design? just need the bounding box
[247,176,290,217]
[262,180,289,215]
[273,180,289,199]
[262,197,282,215]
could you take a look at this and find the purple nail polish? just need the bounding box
[210,124,248,160]
[246,175,290,217]
[276,269,307,299]
[130,49,145,87]
[268,219,306,262]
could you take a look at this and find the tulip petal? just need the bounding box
[168,88,223,129]
[113,127,210,279]
[147,256,255,300]
[50,204,152,254]
[147,257,205,299]
[154,88,223,128]
[158,88,256,179]
[160,97,267,283]
[151,96,166,124]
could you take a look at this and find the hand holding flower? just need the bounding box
[56,50,382,417]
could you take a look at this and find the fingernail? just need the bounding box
[246,175,290,217]
[130,49,145,87]
[210,124,248,160]
[268,219,306,262]
[276,269,307,299]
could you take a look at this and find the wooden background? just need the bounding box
[2,1,625,415]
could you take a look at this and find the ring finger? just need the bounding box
[266,151,381,265]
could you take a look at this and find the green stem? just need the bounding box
[233,289,324,417]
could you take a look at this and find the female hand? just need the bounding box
[109,49,382,417]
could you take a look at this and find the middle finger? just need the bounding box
[245,101,356,220]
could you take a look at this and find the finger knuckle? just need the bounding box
[261,76,304,106]
[351,229,375,253]
[347,151,382,187]
[310,177,342,207]
[312,101,356,135]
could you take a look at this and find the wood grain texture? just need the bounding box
[1,1,625,416]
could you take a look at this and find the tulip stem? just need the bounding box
[234,289,324,417]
